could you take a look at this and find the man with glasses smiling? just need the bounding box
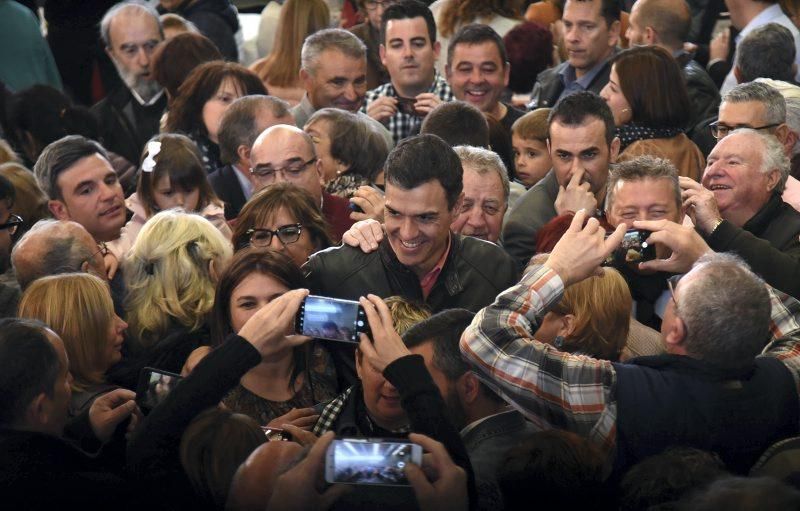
[248,124,357,242]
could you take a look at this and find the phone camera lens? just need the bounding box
[357,320,364,327]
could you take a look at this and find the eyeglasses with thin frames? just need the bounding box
[709,122,781,140]
[247,223,303,248]
[667,274,681,309]
[250,157,317,183]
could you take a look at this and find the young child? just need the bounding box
[511,108,553,189]
[107,133,232,266]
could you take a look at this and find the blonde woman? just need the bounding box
[17,273,127,415]
[123,210,232,379]
[251,0,330,106]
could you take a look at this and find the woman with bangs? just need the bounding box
[17,273,128,415]
[231,182,333,267]
[119,210,232,384]
[166,61,267,173]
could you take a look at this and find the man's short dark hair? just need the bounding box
[384,134,464,209]
[403,309,507,404]
[403,309,475,380]
[0,174,15,208]
[567,0,621,27]
[33,135,109,201]
[447,23,508,68]
[381,0,437,45]
[218,95,291,165]
[0,318,60,426]
[420,101,490,148]
[736,23,797,84]
[548,91,616,146]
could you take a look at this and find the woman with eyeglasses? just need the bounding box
[600,46,705,181]
[231,183,333,267]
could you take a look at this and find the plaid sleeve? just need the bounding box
[761,286,800,415]
[460,265,618,456]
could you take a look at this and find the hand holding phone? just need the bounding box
[295,295,371,343]
[604,229,656,266]
[325,438,423,486]
[239,288,312,357]
[357,294,412,373]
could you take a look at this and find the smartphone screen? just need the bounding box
[325,439,423,486]
[296,295,369,343]
[604,229,655,266]
[135,367,182,413]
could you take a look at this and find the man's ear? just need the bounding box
[775,123,793,151]
[608,19,621,47]
[379,44,387,66]
[299,68,311,89]
[459,372,481,406]
[765,168,782,193]
[663,316,688,352]
[433,40,442,60]
[24,392,50,428]
[48,199,70,221]
[236,144,251,167]
[644,26,657,45]
[609,136,621,163]
[314,158,325,185]
[503,62,510,88]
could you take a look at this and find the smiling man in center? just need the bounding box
[304,133,517,312]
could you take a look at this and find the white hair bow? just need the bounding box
[142,141,162,172]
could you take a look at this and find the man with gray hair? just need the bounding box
[293,28,393,149]
[450,145,510,244]
[734,23,797,85]
[462,209,800,475]
[210,95,294,220]
[92,1,166,165]
[679,128,800,297]
[711,82,793,155]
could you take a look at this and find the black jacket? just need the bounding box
[528,59,613,109]
[304,234,519,313]
[91,86,166,166]
[678,53,720,153]
[159,0,239,61]
[703,192,800,298]
[208,164,247,220]
[304,234,519,385]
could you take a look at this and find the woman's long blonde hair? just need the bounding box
[124,210,232,346]
[18,273,114,392]
[252,0,330,87]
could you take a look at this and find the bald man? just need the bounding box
[625,0,720,148]
[248,124,355,242]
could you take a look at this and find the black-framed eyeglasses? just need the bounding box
[250,157,317,182]
[0,214,22,236]
[709,121,781,140]
[247,223,303,248]
[365,0,397,10]
[667,274,681,309]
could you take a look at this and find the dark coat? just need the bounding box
[208,164,247,220]
[528,59,613,109]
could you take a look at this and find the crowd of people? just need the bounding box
[2,0,800,509]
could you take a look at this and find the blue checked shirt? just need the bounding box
[362,71,454,145]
